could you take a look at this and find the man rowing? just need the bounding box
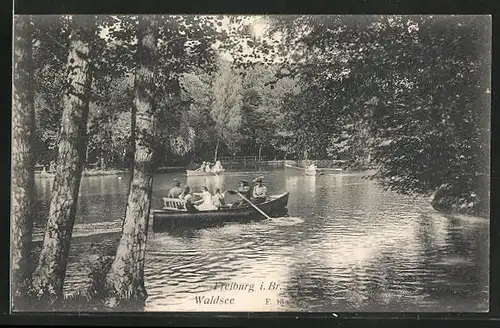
[237,180,251,199]
[231,177,266,207]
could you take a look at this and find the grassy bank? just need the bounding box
[23,231,129,312]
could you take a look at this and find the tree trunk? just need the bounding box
[214,137,219,163]
[130,102,137,157]
[125,103,137,169]
[32,16,96,301]
[11,15,35,308]
[85,146,89,167]
[105,16,159,303]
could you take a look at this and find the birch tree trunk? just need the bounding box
[105,16,159,303]
[11,15,35,307]
[32,16,95,301]
[214,137,219,163]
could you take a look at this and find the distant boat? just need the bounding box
[305,169,321,176]
[186,169,225,177]
[286,163,342,174]
[36,170,55,178]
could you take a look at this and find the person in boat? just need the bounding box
[205,162,212,173]
[212,188,225,208]
[168,178,183,198]
[252,176,267,204]
[193,186,218,211]
[212,160,223,172]
[196,161,206,172]
[307,162,317,171]
[179,186,197,212]
[305,162,317,175]
[249,175,264,198]
[49,161,56,173]
[229,181,251,208]
[237,180,251,199]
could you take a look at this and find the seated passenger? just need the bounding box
[252,177,267,204]
[49,161,56,173]
[179,186,197,212]
[193,186,217,211]
[213,160,223,172]
[307,162,317,171]
[212,188,225,208]
[168,178,183,198]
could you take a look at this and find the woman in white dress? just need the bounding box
[212,160,223,172]
[193,186,217,211]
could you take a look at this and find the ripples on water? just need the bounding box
[32,169,489,312]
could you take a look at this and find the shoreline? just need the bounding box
[34,167,486,218]
[35,169,128,178]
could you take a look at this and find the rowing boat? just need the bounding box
[305,169,321,176]
[151,192,289,232]
[186,169,225,176]
[286,163,341,174]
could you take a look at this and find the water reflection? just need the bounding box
[32,169,489,312]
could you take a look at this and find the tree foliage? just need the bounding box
[232,15,490,215]
[179,58,300,160]
[211,60,244,151]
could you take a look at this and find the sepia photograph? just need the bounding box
[11,14,490,313]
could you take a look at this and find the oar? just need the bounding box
[226,190,271,220]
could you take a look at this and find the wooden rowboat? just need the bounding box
[152,192,289,232]
[186,169,225,176]
[305,169,322,176]
[286,163,341,175]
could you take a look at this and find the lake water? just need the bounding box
[32,168,489,312]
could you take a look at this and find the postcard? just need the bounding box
[11,14,490,313]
